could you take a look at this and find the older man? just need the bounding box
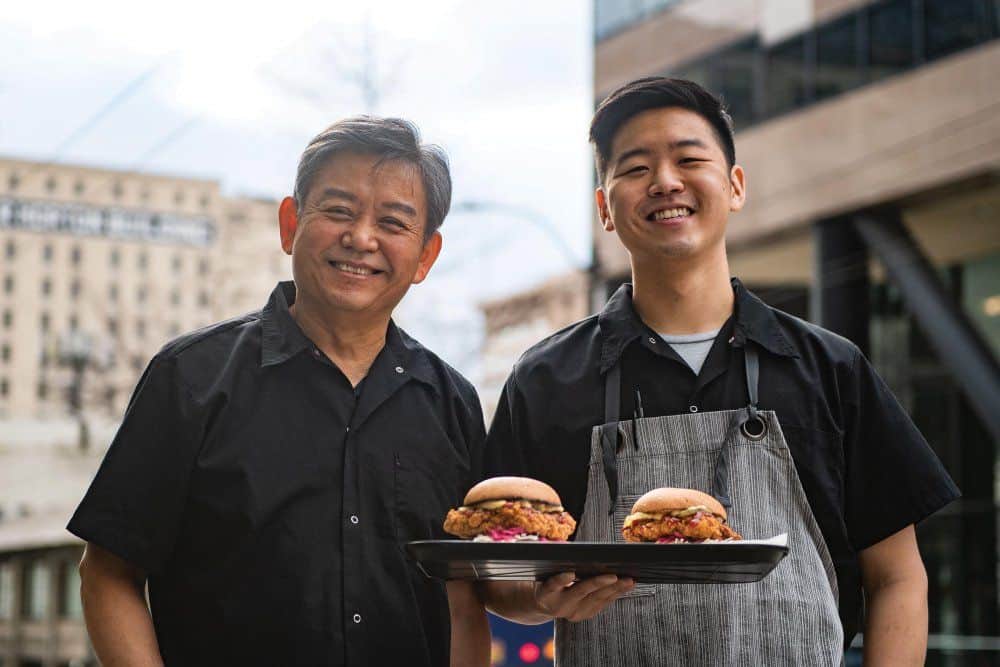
[69,117,489,666]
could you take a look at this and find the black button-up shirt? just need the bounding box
[484,279,959,647]
[69,282,486,666]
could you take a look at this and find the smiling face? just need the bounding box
[596,106,745,266]
[279,151,442,321]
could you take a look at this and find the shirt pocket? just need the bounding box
[393,447,466,545]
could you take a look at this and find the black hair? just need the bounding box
[589,77,736,182]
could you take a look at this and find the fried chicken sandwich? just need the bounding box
[443,476,576,542]
[622,487,741,543]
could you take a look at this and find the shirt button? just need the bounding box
[689,405,698,413]
[350,515,359,524]
[353,613,362,624]
[395,366,404,374]
[313,348,321,357]
[648,337,657,344]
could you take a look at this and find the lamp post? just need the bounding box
[451,200,585,270]
[58,329,92,451]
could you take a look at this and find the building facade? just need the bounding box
[593,0,1000,663]
[0,157,291,665]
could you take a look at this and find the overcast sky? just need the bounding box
[0,0,594,381]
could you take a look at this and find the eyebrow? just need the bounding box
[614,138,711,166]
[382,201,417,217]
[314,188,358,204]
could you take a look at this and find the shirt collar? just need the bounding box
[260,281,440,389]
[597,277,797,373]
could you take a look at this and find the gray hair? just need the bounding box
[293,116,452,239]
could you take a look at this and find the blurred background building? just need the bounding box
[0,157,288,665]
[476,1,1000,665]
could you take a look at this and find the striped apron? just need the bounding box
[554,345,844,666]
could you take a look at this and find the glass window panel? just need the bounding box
[765,36,807,117]
[22,561,49,621]
[595,0,639,40]
[815,14,861,101]
[869,0,914,83]
[924,0,984,61]
[714,39,758,130]
[962,253,1000,358]
[0,565,13,618]
[60,563,83,619]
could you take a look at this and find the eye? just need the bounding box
[623,165,647,175]
[325,206,352,218]
[679,157,707,165]
[380,217,405,229]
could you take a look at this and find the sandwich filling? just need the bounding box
[622,505,741,543]
[444,498,576,541]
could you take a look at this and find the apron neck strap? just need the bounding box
[744,344,760,417]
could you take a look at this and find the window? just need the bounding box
[171,289,181,306]
[765,35,808,117]
[131,355,144,371]
[112,181,124,199]
[44,175,57,192]
[0,378,7,397]
[68,314,78,331]
[3,275,12,294]
[74,180,85,196]
[22,560,49,621]
[198,291,210,308]
[199,258,210,276]
[42,244,53,262]
[41,279,51,297]
[6,172,19,191]
[3,310,12,328]
[713,39,758,130]
[4,240,14,260]
[172,254,183,272]
[0,563,13,618]
[40,312,50,333]
[137,286,147,303]
[110,248,121,268]
[174,190,185,205]
[108,284,119,302]
[70,245,81,266]
[70,279,81,299]
[107,318,118,336]
[1,344,9,362]
[815,13,861,102]
[925,0,988,61]
[138,252,148,270]
[140,188,150,203]
[200,193,211,209]
[136,319,146,338]
[37,381,47,399]
[58,561,83,620]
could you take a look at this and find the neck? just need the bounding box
[290,293,388,386]
[631,247,734,335]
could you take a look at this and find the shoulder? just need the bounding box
[509,314,601,388]
[397,327,480,409]
[152,310,262,381]
[769,308,861,370]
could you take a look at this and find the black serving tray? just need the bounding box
[406,538,788,584]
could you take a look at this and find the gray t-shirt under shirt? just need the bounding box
[659,328,720,375]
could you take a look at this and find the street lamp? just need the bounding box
[57,329,93,451]
[452,200,586,270]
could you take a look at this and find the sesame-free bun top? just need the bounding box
[464,477,562,506]
[630,487,726,519]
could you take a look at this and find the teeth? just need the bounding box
[652,207,692,221]
[333,262,374,276]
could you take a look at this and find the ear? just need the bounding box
[412,230,443,284]
[728,164,747,212]
[595,187,614,232]
[278,197,299,255]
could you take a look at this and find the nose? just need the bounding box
[341,214,379,253]
[648,163,683,197]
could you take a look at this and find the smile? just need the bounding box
[329,261,382,276]
[648,207,693,222]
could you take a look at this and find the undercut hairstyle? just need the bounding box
[294,116,452,239]
[589,77,736,183]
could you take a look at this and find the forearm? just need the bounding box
[862,578,928,666]
[479,581,551,625]
[448,581,491,667]
[81,568,163,666]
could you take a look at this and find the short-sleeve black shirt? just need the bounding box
[68,282,486,666]
[484,279,959,647]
